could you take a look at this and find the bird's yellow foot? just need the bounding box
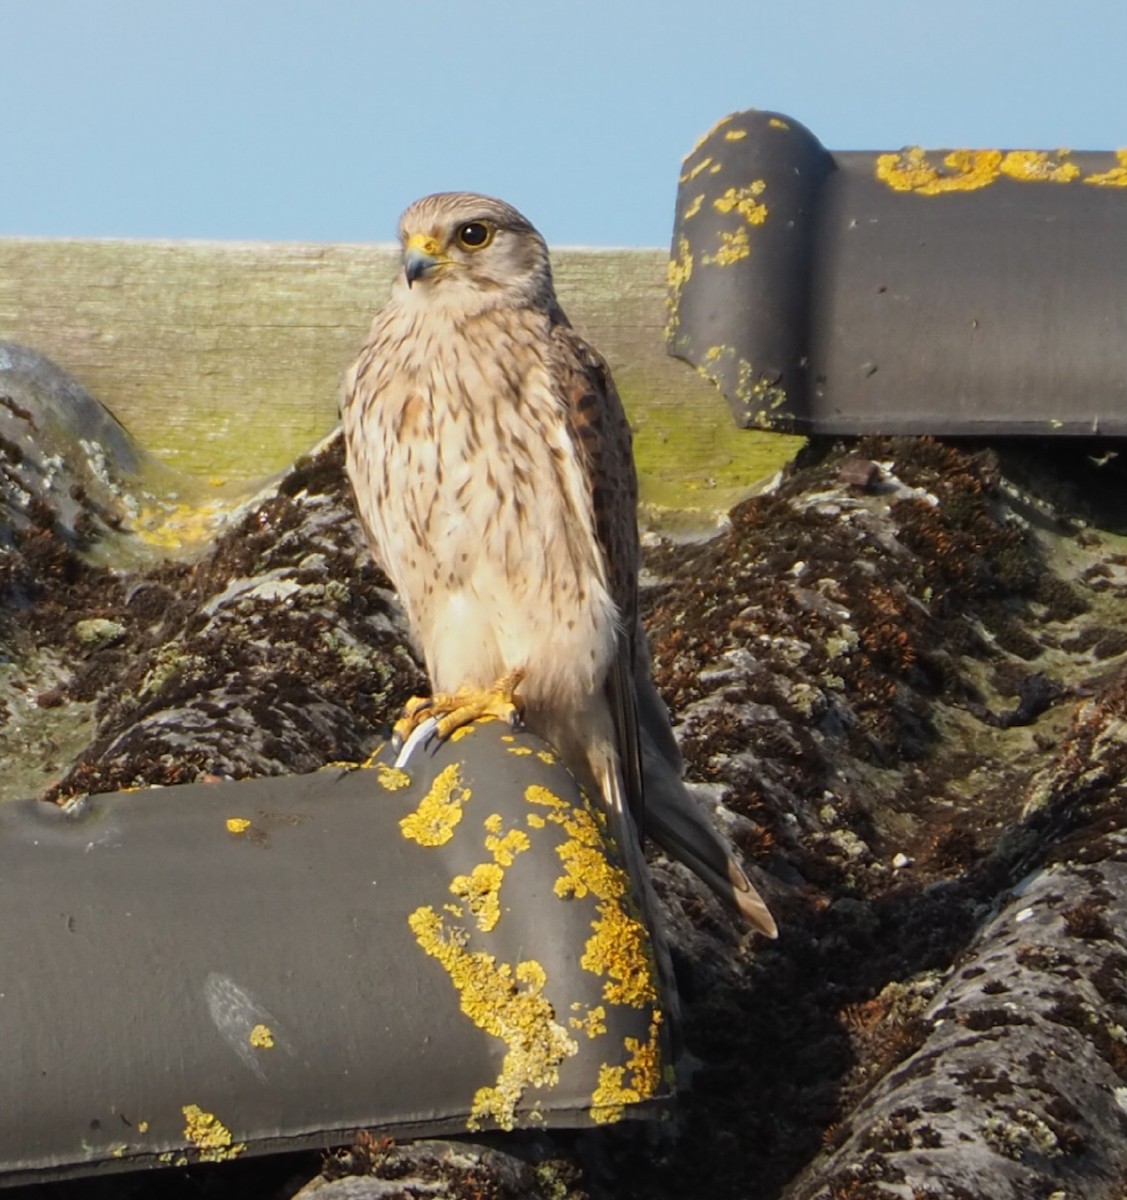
[392,669,525,763]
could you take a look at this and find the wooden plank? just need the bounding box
[0,240,801,517]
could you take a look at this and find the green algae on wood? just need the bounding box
[0,239,801,518]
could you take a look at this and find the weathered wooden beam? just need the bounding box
[0,240,801,518]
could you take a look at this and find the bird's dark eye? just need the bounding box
[456,221,493,250]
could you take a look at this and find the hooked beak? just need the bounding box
[403,233,444,287]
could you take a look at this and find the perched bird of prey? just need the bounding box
[341,192,776,937]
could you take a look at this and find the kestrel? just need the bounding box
[341,192,776,937]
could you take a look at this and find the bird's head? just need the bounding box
[393,193,556,315]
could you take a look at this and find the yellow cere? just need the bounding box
[590,1017,665,1125]
[181,1105,245,1162]
[407,906,578,1131]
[377,763,411,791]
[225,817,251,835]
[1086,149,1127,187]
[875,147,1118,194]
[399,764,471,846]
[249,1024,274,1050]
[525,785,657,1009]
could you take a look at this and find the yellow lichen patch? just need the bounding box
[399,764,471,846]
[1085,149,1127,187]
[507,745,533,757]
[131,499,236,552]
[377,763,411,792]
[536,749,557,766]
[1000,149,1079,182]
[527,812,546,830]
[686,112,735,157]
[526,786,657,1009]
[704,225,751,266]
[450,724,476,743]
[570,1003,608,1039]
[407,906,577,1131]
[181,1105,246,1163]
[876,147,1002,194]
[679,155,714,184]
[666,235,693,296]
[137,1120,150,1134]
[713,181,768,225]
[682,193,705,220]
[582,900,657,1008]
[249,1024,274,1050]
[225,817,251,835]
[525,784,568,812]
[589,1017,664,1124]
[485,820,531,868]
[450,862,505,932]
[768,117,790,131]
[665,234,695,340]
[724,128,748,141]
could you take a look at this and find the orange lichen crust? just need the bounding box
[570,1002,609,1039]
[181,1105,246,1163]
[525,784,658,1009]
[1085,149,1127,187]
[877,148,1004,194]
[407,905,577,1131]
[398,763,471,846]
[377,762,411,791]
[484,813,531,866]
[249,1023,274,1049]
[590,1016,665,1124]
[876,147,1109,194]
[712,181,768,225]
[449,862,506,932]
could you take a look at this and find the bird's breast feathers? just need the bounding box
[343,309,617,704]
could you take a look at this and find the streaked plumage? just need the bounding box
[341,192,776,937]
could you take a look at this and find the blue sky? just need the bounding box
[3,0,1123,247]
